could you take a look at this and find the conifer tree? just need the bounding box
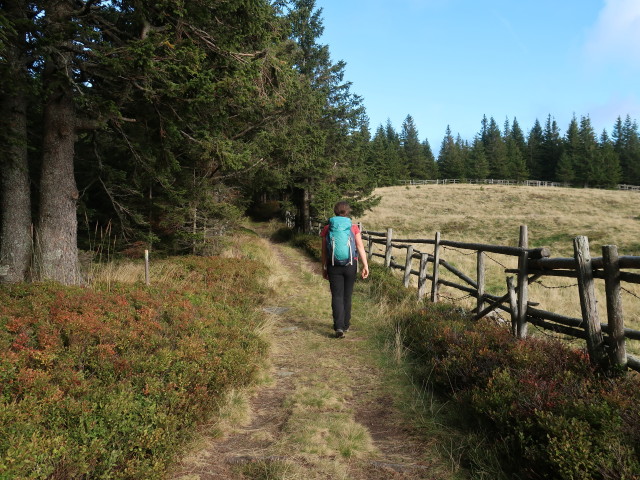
[483,117,508,178]
[526,119,545,180]
[438,126,465,178]
[557,116,580,184]
[480,115,489,143]
[422,138,438,179]
[541,115,563,181]
[466,136,489,179]
[282,0,372,228]
[575,116,600,187]
[556,152,575,184]
[506,137,528,181]
[401,114,429,179]
[612,115,640,184]
[510,118,527,160]
[600,130,622,187]
[367,125,390,186]
[0,0,33,283]
[504,117,527,181]
[385,120,408,183]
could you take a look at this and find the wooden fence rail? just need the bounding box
[360,225,640,373]
[398,178,640,191]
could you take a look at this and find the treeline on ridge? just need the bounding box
[370,113,640,188]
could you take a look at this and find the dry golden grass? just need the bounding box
[357,184,640,355]
[359,184,640,255]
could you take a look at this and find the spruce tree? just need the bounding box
[558,116,580,185]
[467,136,489,179]
[385,120,408,183]
[483,117,508,178]
[541,115,563,181]
[0,0,33,283]
[506,137,528,181]
[422,138,438,179]
[367,125,390,186]
[438,126,464,178]
[510,118,527,161]
[282,0,373,228]
[556,152,575,184]
[401,114,429,179]
[613,115,640,184]
[600,129,622,187]
[575,116,600,187]
[526,119,545,180]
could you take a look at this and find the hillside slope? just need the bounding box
[358,184,640,256]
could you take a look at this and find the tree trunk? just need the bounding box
[34,1,81,285]
[298,182,311,233]
[0,0,32,283]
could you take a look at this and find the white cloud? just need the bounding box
[584,0,640,69]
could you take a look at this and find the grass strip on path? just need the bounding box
[169,227,467,480]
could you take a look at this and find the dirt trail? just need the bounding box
[167,236,456,480]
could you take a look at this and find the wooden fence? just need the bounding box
[398,178,640,191]
[359,225,640,373]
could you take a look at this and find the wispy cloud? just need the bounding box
[584,0,640,69]
[496,13,528,56]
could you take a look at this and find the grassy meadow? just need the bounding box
[357,184,640,354]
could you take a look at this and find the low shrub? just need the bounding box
[290,233,323,260]
[367,264,414,305]
[401,305,640,479]
[0,256,269,479]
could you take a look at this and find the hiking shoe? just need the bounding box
[335,329,344,338]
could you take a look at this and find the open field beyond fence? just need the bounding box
[350,184,640,370]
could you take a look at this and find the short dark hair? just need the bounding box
[333,201,351,216]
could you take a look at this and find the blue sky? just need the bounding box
[318,0,640,149]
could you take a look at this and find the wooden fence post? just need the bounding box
[384,228,393,268]
[602,245,627,368]
[418,253,428,300]
[574,236,607,367]
[431,231,441,302]
[403,245,414,288]
[144,249,150,286]
[477,251,485,314]
[507,276,518,336]
[367,236,373,260]
[516,225,529,339]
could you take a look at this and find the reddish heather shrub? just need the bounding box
[0,256,269,478]
[401,303,640,479]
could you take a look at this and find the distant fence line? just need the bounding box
[398,178,640,191]
[353,225,640,374]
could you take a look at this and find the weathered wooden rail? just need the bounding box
[361,226,640,373]
[398,178,640,191]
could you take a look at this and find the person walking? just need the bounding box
[321,201,369,338]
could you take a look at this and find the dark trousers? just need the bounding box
[327,263,357,331]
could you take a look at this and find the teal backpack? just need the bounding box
[327,216,357,266]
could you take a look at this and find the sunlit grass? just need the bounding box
[357,184,640,356]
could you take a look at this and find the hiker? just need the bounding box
[320,201,369,338]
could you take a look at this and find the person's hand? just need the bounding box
[322,267,329,280]
[361,265,369,279]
